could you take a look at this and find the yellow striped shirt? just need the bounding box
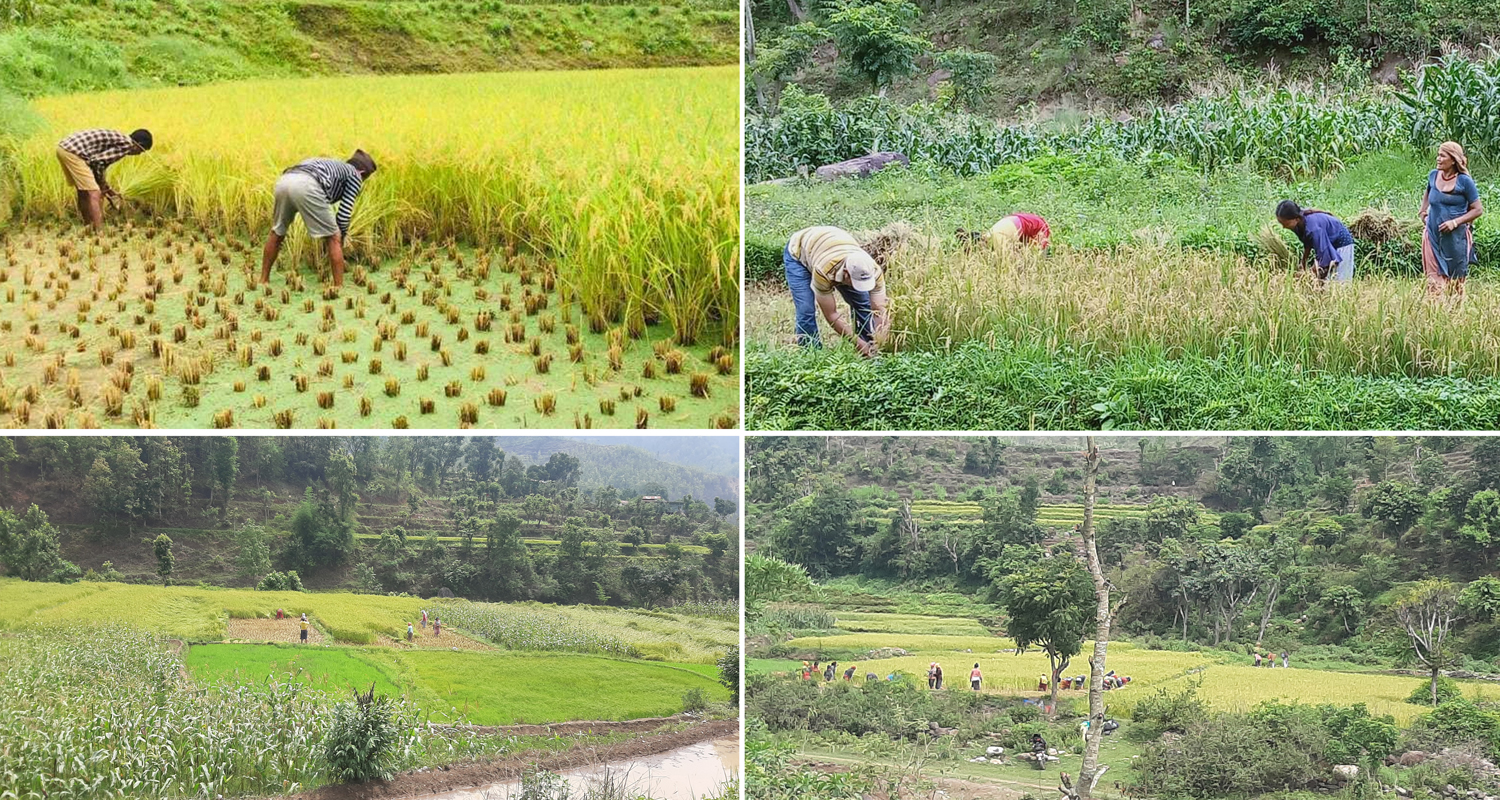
[788,227,885,295]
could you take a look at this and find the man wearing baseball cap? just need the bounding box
[783,225,889,358]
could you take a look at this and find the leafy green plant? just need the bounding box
[322,685,400,783]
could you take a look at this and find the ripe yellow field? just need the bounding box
[10,66,739,346]
[783,625,1499,723]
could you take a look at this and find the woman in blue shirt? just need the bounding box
[1276,201,1354,284]
[1420,141,1484,298]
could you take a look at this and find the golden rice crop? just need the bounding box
[12,68,739,345]
[850,244,1500,378]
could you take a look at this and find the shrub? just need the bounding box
[718,645,740,705]
[1408,676,1465,705]
[682,687,709,712]
[322,686,398,783]
[257,570,304,591]
[1128,680,1207,740]
[1131,711,1322,797]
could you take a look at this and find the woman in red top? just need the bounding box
[988,213,1051,249]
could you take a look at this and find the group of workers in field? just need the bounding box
[784,142,1486,357]
[1253,650,1290,668]
[406,608,441,642]
[56,127,376,289]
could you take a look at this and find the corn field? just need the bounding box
[436,601,643,657]
[0,626,504,799]
[6,67,739,347]
[747,54,1500,182]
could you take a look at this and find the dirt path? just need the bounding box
[441,713,710,738]
[227,618,327,645]
[285,718,738,800]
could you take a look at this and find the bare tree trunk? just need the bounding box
[1432,666,1440,706]
[744,2,768,110]
[1077,437,1116,799]
[786,0,807,20]
[1255,578,1281,646]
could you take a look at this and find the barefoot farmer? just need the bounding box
[1276,201,1354,284]
[784,226,889,358]
[56,128,153,230]
[1421,141,1484,298]
[987,213,1051,250]
[260,151,377,289]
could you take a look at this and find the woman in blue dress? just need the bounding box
[1420,141,1484,298]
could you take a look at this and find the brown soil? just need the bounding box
[227,617,327,645]
[285,718,738,800]
[442,713,711,738]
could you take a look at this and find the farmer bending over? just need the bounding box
[784,226,889,357]
[57,128,153,230]
[986,213,1051,250]
[1276,201,1354,284]
[261,150,377,289]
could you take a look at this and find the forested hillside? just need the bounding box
[501,436,739,498]
[567,435,739,477]
[748,435,1500,671]
[747,0,1498,116]
[0,436,738,608]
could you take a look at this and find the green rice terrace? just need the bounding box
[0,435,740,800]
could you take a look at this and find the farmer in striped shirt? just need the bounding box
[56,128,153,230]
[783,226,889,357]
[260,150,377,289]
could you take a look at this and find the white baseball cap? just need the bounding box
[842,250,880,292]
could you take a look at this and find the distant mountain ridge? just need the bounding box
[499,437,739,502]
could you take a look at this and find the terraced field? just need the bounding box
[761,609,1499,723]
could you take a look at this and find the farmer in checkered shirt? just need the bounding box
[56,128,153,230]
[259,149,377,290]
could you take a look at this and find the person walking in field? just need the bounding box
[1421,141,1484,299]
[56,128,154,230]
[260,150,377,290]
[934,663,944,690]
[970,663,982,691]
[1254,651,1262,668]
[928,662,938,689]
[433,617,441,637]
[422,609,428,629]
[1281,651,1289,668]
[825,661,837,681]
[407,623,415,642]
[299,613,309,643]
[1276,201,1355,284]
[782,226,889,358]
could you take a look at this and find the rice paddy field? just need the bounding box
[746,242,1500,431]
[0,578,739,661]
[186,643,727,724]
[756,609,1500,723]
[0,67,739,429]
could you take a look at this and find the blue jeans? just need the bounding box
[784,247,873,347]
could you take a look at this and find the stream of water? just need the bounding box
[418,736,739,800]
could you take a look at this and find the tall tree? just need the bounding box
[153,534,174,584]
[996,554,1093,710]
[209,438,239,516]
[1076,437,1122,799]
[0,504,75,582]
[1393,579,1461,706]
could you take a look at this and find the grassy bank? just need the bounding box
[745,335,1500,431]
[0,0,736,98]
